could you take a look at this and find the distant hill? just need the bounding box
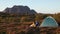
[3,5,37,15]
[0,5,60,26]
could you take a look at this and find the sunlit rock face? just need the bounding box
[40,16,58,27]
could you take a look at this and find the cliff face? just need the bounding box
[4,5,37,15]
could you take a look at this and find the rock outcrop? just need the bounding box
[4,5,37,15]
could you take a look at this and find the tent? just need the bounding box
[40,16,58,27]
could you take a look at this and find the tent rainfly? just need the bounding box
[40,16,58,27]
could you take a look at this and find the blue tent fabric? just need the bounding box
[40,16,58,27]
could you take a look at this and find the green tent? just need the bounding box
[40,16,58,27]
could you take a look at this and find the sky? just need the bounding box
[0,0,60,14]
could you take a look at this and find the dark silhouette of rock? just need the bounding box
[4,5,37,15]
